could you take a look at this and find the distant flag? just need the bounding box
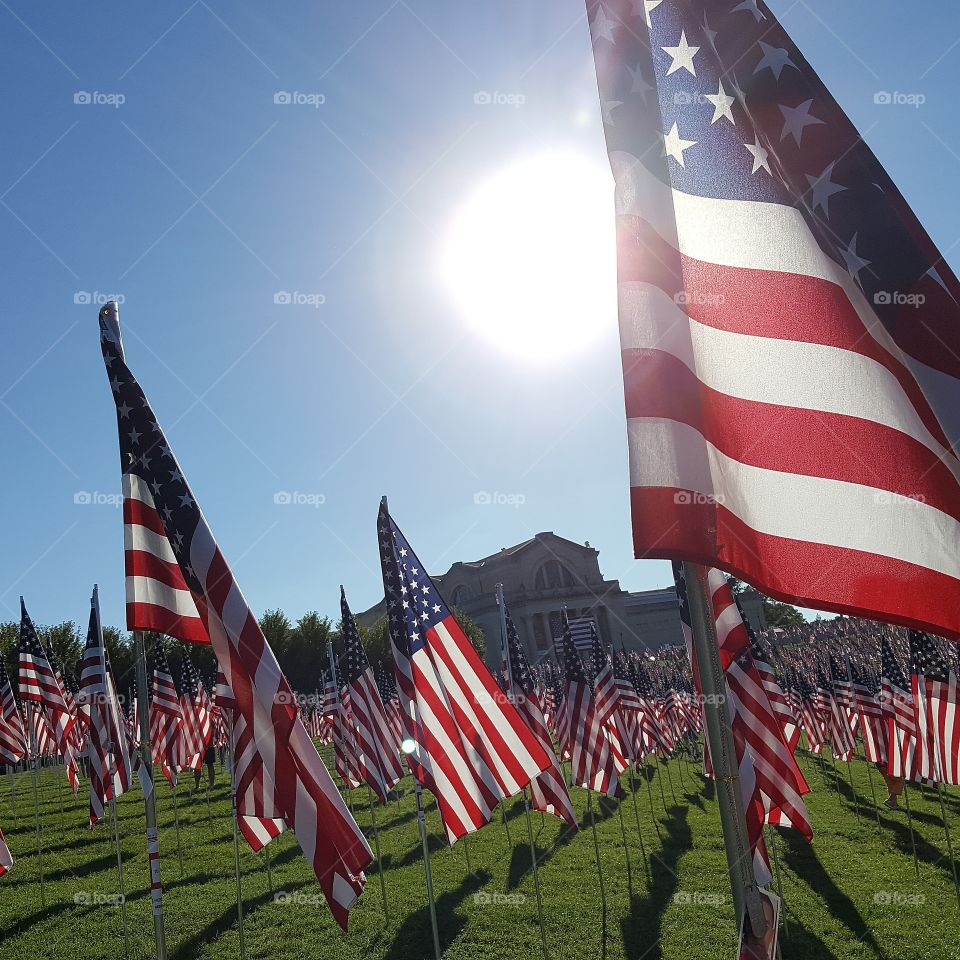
[827,650,857,761]
[587,625,631,773]
[99,303,371,928]
[339,587,403,804]
[375,662,404,747]
[17,598,78,788]
[556,609,619,797]
[499,592,577,827]
[850,656,887,766]
[588,0,960,640]
[881,632,917,780]
[909,630,960,785]
[0,825,10,878]
[328,650,362,792]
[377,499,552,841]
[0,660,26,766]
[150,646,183,788]
[178,655,211,772]
[78,602,115,826]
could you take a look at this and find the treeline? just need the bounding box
[0,606,486,698]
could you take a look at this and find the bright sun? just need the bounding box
[440,151,616,361]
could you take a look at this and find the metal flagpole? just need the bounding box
[644,757,663,841]
[226,712,247,960]
[94,585,130,959]
[134,630,167,960]
[936,783,960,908]
[586,791,607,914]
[682,562,767,940]
[496,583,549,960]
[170,782,185,877]
[413,776,442,960]
[262,842,273,896]
[367,783,389,921]
[627,766,651,882]
[765,825,788,941]
[28,704,45,908]
[902,782,920,877]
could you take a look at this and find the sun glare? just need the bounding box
[440,151,615,361]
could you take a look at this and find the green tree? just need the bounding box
[724,574,806,630]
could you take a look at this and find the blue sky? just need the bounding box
[1,1,958,632]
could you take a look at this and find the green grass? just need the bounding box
[1,747,959,960]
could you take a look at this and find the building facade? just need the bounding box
[358,531,766,665]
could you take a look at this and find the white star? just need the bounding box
[627,64,653,103]
[117,402,132,419]
[779,99,824,146]
[663,122,697,166]
[805,162,846,216]
[744,139,771,174]
[600,98,623,125]
[661,31,700,77]
[179,492,194,508]
[732,0,765,22]
[128,428,141,445]
[840,233,871,285]
[704,78,736,124]
[754,42,796,80]
[591,3,619,43]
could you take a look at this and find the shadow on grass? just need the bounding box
[620,805,691,960]
[384,869,491,960]
[779,830,883,958]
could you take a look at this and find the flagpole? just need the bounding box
[681,562,767,940]
[496,583,549,960]
[366,783,389,921]
[27,703,45,908]
[110,796,131,959]
[936,783,960,908]
[226,712,248,960]
[134,630,167,960]
[170,782,184,877]
[902,781,920,877]
[412,775,442,960]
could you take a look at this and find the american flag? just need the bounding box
[99,303,371,928]
[587,625,631,772]
[0,660,26,766]
[150,645,183,787]
[376,662,404,747]
[881,632,917,780]
[0,825,10,878]
[556,609,619,797]
[377,499,552,841]
[826,649,857,761]
[909,630,960,785]
[327,645,362,793]
[78,603,114,826]
[178,655,211,772]
[589,0,960,640]
[850,655,887,765]
[499,594,577,827]
[553,616,599,664]
[18,598,78,784]
[339,587,403,804]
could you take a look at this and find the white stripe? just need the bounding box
[627,416,960,579]
[126,575,201,619]
[619,282,958,472]
[124,523,178,565]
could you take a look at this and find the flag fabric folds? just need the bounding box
[0,660,26,767]
[99,303,371,929]
[377,499,552,842]
[150,645,184,788]
[588,0,960,641]
[909,630,960,785]
[0,825,10,878]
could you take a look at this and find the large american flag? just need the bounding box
[17,598,78,784]
[909,630,960,785]
[589,0,960,639]
[499,594,577,827]
[339,587,403,804]
[0,660,26,766]
[377,499,552,842]
[98,303,371,928]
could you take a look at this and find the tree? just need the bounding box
[724,574,806,630]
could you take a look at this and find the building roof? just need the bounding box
[437,531,597,578]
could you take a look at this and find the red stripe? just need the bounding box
[630,487,960,642]
[125,548,194,593]
[127,601,209,645]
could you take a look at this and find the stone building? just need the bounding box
[358,531,767,666]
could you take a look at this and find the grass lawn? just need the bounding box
[1,746,958,960]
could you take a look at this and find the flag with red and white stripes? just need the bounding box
[377,499,552,842]
[499,593,577,828]
[150,646,183,788]
[339,587,403,804]
[0,825,10,878]
[99,303,372,928]
[556,609,620,798]
[909,630,960,785]
[881,632,917,780]
[0,660,26,766]
[589,0,960,640]
[18,599,78,785]
[78,602,115,826]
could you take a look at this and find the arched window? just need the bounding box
[534,560,577,591]
[451,584,469,605]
